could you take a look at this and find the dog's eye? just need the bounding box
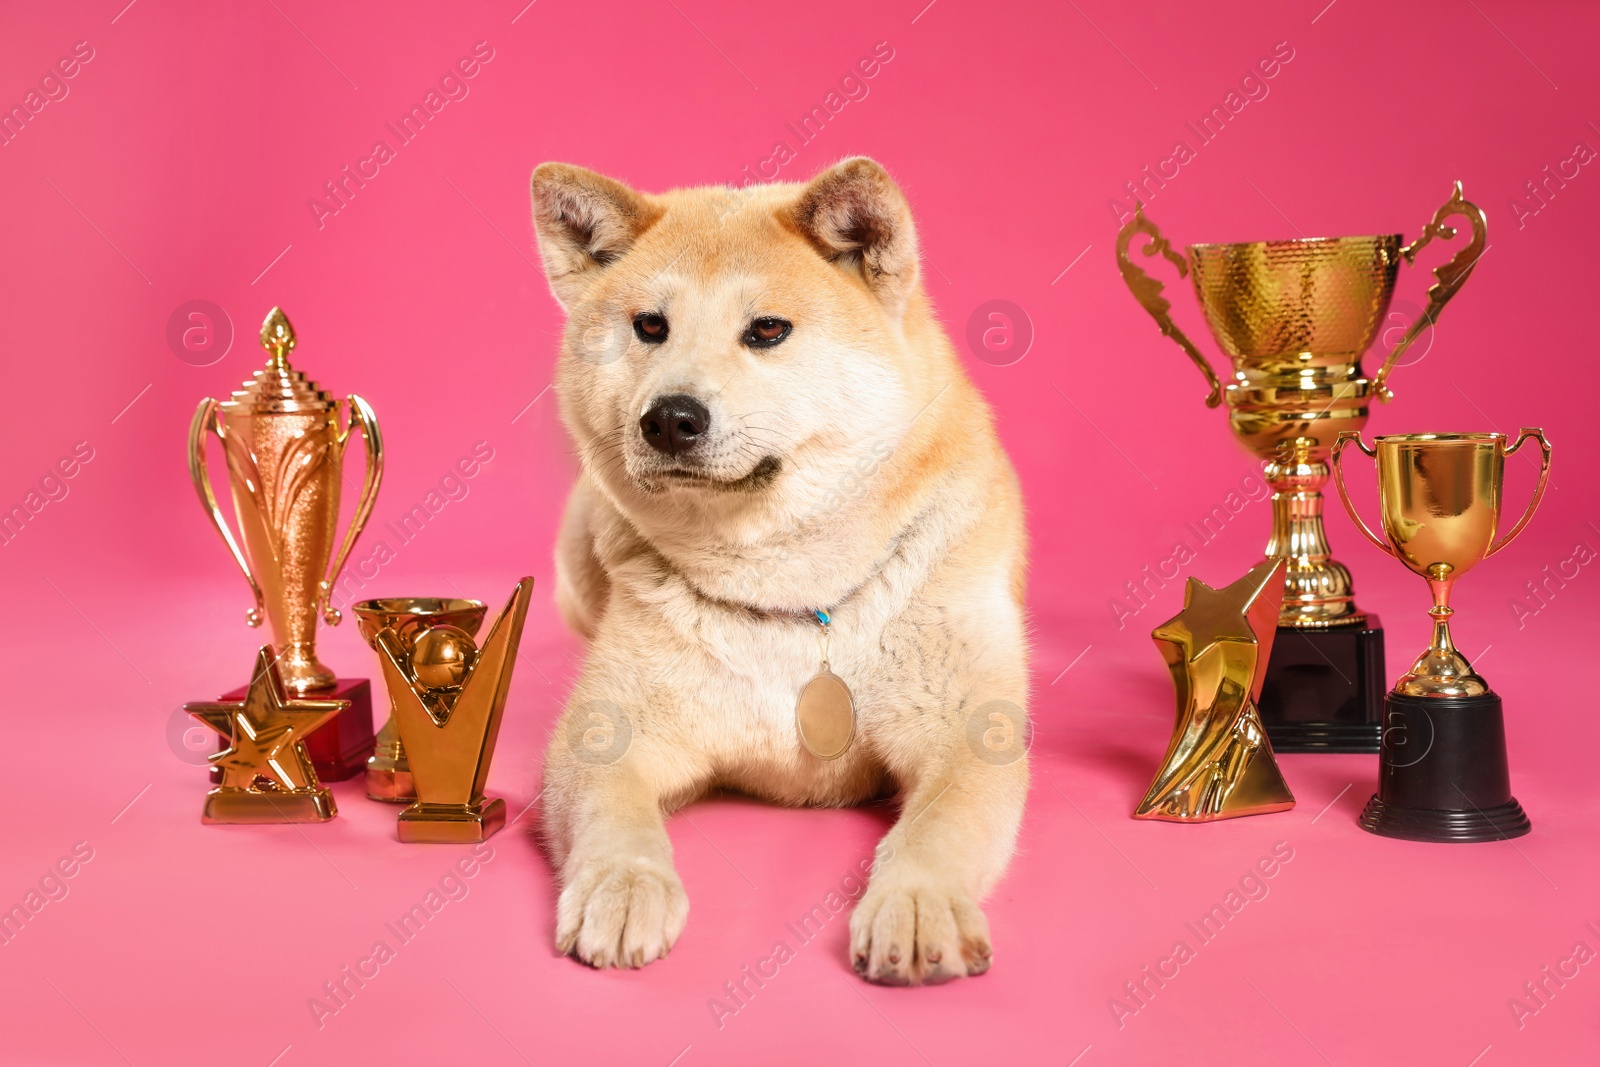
[743,317,792,348]
[633,312,669,344]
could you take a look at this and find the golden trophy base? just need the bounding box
[1134,718,1296,823]
[397,798,506,843]
[202,788,337,824]
[365,764,415,802]
[365,713,415,802]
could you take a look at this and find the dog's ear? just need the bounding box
[530,163,660,307]
[789,157,919,317]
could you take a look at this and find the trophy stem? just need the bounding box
[1429,614,1458,657]
[1261,441,1364,629]
[275,640,338,695]
[1396,571,1490,698]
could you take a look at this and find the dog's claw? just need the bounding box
[849,875,993,986]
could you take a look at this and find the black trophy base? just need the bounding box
[1258,615,1386,753]
[1359,795,1530,843]
[1358,690,1530,844]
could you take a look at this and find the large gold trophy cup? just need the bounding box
[1332,429,1551,842]
[1116,184,1487,752]
[189,308,384,695]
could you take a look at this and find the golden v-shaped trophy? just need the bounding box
[188,308,383,781]
[1135,558,1295,822]
[1332,429,1551,842]
[1116,183,1488,753]
[367,579,534,842]
[354,596,488,802]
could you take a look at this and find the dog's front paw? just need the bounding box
[849,872,992,985]
[556,855,689,969]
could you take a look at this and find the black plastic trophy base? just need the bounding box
[1359,691,1530,843]
[1258,614,1385,753]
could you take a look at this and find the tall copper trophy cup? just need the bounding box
[189,308,384,779]
[1115,184,1488,752]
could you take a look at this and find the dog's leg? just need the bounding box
[553,475,610,641]
[542,717,705,969]
[849,691,1029,985]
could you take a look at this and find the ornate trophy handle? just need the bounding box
[318,394,384,626]
[1115,203,1223,408]
[1330,431,1398,558]
[1371,181,1489,402]
[188,398,266,627]
[1487,427,1552,557]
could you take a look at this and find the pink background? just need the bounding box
[2,0,1597,1063]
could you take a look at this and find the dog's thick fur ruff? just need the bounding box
[532,157,1028,985]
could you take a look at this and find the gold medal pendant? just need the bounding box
[796,610,855,760]
[797,670,855,760]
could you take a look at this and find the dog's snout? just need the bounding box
[640,394,710,456]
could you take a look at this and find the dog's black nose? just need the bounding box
[640,394,710,456]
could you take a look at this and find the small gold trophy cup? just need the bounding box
[353,597,488,802]
[189,308,384,694]
[368,579,534,843]
[1135,558,1295,822]
[1331,429,1551,842]
[1116,184,1488,752]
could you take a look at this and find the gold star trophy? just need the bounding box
[1115,185,1487,754]
[1135,558,1295,822]
[185,647,348,823]
[369,578,534,842]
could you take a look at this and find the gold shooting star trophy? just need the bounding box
[185,646,347,823]
[189,308,383,780]
[1135,558,1295,822]
[368,578,534,842]
[1116,183,1488,753]
[1332,429,1551,842]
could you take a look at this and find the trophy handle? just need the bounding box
[1487,427,1552,557]
[1115,204,1223,408]
[318,395,384,626]
[1330,431,1397,558]
[188,398,266,627]
[1371,181,1489,402]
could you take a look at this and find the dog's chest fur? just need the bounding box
[590,495,983,802]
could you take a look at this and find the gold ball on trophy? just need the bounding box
[411,625,476,689]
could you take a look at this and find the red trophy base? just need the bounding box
[210,678,375,784]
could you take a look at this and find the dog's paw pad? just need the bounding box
[556,856,688,969]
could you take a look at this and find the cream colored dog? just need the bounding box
[531,157,1028,985]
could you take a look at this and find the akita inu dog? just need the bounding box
[531,157,1028,985]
